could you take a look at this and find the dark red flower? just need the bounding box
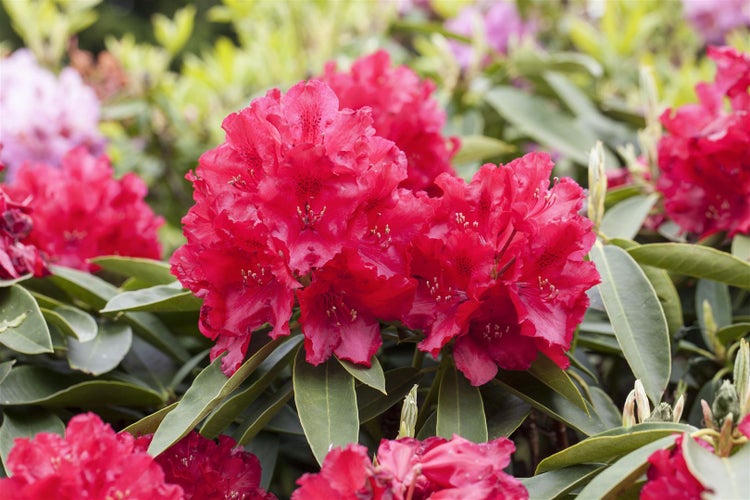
[0,182,48,279]
[0,413,182,500]
[136,431,275,500]
[640,434,711,500]
[5,147,163,271]
[321,50,460,195]
[657,46,750,238]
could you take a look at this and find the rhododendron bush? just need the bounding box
[1,1,750,498]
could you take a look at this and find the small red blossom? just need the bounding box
[657,46,750,238]
[0,179,48,279]
[739,413,750,439]
[292,435,527,499]
[321,50,460,195]
[135,431,275,500]
[640,434,711,500]
[5,147,163,271]
[0,413,182,500]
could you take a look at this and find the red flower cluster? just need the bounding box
[0,413,182,499]
[657,46,750,238]
[173,60,598,382]
[0,178,47,279]
[640,434,711,500]
[292,435,527,499]
[4,147,163,271]
[136,432,276,500]
[321,50,459,196]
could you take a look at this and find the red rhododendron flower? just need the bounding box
[321,50,460,195]
[402,153,599,385]
[4,147,163,271]
[172,79,416,374]
[739,413,750,439]
[0,174,48,279]
[0,412,182,500]
[292,435,527,499]
[640,434,711,500]
[135,431,275,500]
[657,46,750,238]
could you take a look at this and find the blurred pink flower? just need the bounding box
[682,0,750,45]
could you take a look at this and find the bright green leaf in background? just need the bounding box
[0,285,52,355]
[337,355,386,394]
[42,305,98,342]
[67,322,133,376]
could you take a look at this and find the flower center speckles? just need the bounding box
[241,263,270,287]
[296,202,326,228]
[63,229,87,242]
[482,323,510,342]
[369,223,392,248]
[454,212,479,230]
[325,299,358,327]
[426,276,455,303]
[538,275,559,300]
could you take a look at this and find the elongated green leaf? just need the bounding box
[234,383,294,445]
[600,195,659,240]
[452,135,514,166]
[67,322,133,375]
[42,305,98,342]
[293,351,359,465]
[338,356,386,394]
[201,336,301,438]
[101,283,201,313]
[683,432,750,499]
[590,242,670,403]
[147,337,285,456]
[589,386,624,429]
[90,256,175,285]
[0,274,31,288]
[244,432,279,490]
[529,353,587,412]
[358,367,423,423]
[537,423,695,473]
[731,234,750,262]
[628,244,750,289]
[494,370,609,436]
[521,464,604,500]
[122,402,178,436]
[481,384,531,439]
[122,311,190,363]
[717,323,750,344]
[0,360,14,385]
[265,405,304,435]
[0,409,65,474]
[0,365,163,407]
[0,285,52,354]
[437,363,487,442]
[577,435,676,498]
[49,265,118,308]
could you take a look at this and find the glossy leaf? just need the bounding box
[234,383,294,445]
[42,305,98,342]
[90,256,175,285]
[0,365,163,407]
[521,464,604,500]
[437,363,488,442]
[147,337,285,456]
[293,351,359,465]
[683,432,750,499]
[528,353,587,412]
[0,274,31,288]
[244,432,279,490]
[731,234,750,262]
[67,322,133,375]
[0,360,14,385]
[717,323,750,344]
[101,283,201,313]
[452,135,514,166]
[0,409,65,474]
[481,384,531,439]
[576,435,676,498]
[627,243,750,289]
[49,265,118,309]
[338,355,386,394]
[357,367,423,423]
[600,194,659,240]
[696,279,732,350]
[122,311,190,363]
[122,402,178,436]
[0,285,53,354]
[537,423,695,473]
[590,242,670,404]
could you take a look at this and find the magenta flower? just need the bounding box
[682,0,750,45]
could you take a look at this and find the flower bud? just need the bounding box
[701,300,726,360]
[672,394,685,423]
[587,141,606,233]
[711,380,740,429]
[634,379,651,423]
[701,399,716,431]
[733,339,750,417]
[398,384,419,439]
[645,402,673,423]
[622,389,636,427]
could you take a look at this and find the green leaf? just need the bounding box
[0,285,52,354]
[122,402,178,437]
[452,135,514,166]
[67,322,133,376]
[201,336,302,438]
[122,311,190,363]
[0,274,32,288]
[627,243,750,289]
[293,351,359,465]
[101,283,201,313]
[0,360,14,385]
[576,435,677,498]
[437,362,488,442]
[0,365,163,407]
[536,423,695,473]
[683,432,750,499]
[0,409,65,474]
[600,195,659,240]
[590,242,670,404]
[244,432,279,490]
[481,384,531,439]
[49,265,118,309]
[485,86,617,166]
[233,383,294,445]
[90,256,175,286]
[731,234,750,262]
[147,337,285,456]
[358,367,423,423]
[717,323,750,344]
[528,353,587,412]
[338,356,386,394]
[42,305,98,342]
[521,464,604,500]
